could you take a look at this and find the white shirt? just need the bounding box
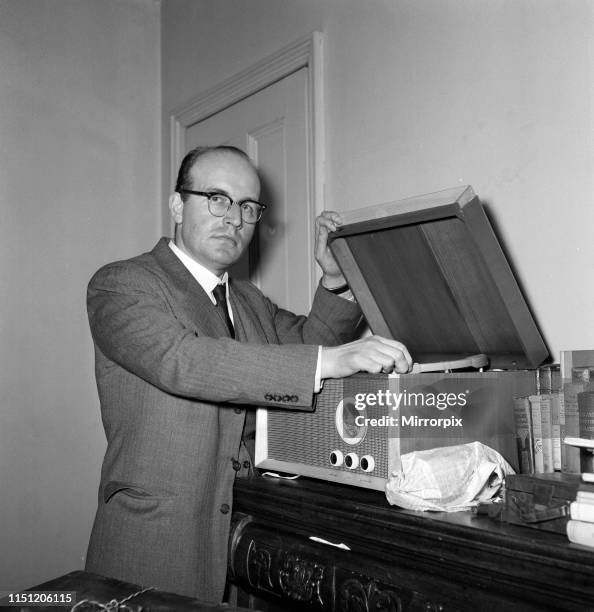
[168,240,322,391]
[168,240,233,323]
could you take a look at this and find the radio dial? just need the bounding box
[329,450,344,466]
[360,455,375,472]
[344,453,359,470]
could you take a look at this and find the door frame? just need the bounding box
[168,32,325,289]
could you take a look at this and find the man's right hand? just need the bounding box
[320,336,413,379]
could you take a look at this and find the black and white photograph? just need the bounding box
[1,1,593,610]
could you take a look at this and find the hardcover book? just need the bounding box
[551,391,563,471]
[537,366,552,394]
[539,394,553,473]
[570,501,594,523]
[561,350,594,473]
[563,383,585,473]
[513,396,534,474]
[567,519,594,547]
[576,491,594,504]
[578,391,594,439]
[529,395,545,474]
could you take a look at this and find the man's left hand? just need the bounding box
[315,211,346,289]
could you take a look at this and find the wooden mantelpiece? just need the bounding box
[229,476,594,611]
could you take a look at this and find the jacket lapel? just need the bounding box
[150,238,233,339]
[228,281,269,344]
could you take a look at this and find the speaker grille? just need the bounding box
[266,377,391,479]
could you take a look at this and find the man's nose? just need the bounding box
[224,201,243,228]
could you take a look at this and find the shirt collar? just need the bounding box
[168,240,228,304]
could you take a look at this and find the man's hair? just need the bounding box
[174,145,254,201]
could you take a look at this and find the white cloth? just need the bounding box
[385,441,515,512]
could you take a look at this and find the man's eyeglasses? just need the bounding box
[178,189,266,224]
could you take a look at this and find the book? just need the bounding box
[560,350,594,473]
[551,391,563,471]
[576,491,594,505]
[529,395,545,473]
[539,394,553,472]
[556,391,568,471]
[564,383,586,473]
[513,396,534,473]
[551,364,561,393]
[582,472,594,483]
[537,366,552,394]
[570,501,594,522]
[578,391,594,439]
[567,519,594,547]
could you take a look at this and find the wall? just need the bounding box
[161,0,594,360]
[0,0,161,588]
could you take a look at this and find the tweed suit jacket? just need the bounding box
[85,238,362,603]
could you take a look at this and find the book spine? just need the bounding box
[551,364,561,393]
[567,519,594,547]
[539,394,553,472]
[578,391,594,439]
[564,382,585,473]
[570,501,594,522]
[529,395,545,474]
[513,396,534,474]
[551,391,562,471]
[557,391,568,472]
[538,366,552,394]
[576,491,594,505]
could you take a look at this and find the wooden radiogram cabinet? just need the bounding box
[229,477,594,611]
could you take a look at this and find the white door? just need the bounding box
[185,67,313,315]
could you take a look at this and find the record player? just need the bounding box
[255,186,549,490]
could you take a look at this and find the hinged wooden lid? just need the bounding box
[329,186,549,370]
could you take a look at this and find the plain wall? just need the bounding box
[0,0,161,588]
[162,0,594,360]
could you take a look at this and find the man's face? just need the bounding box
[171,151,260,276]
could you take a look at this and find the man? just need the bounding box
[85,146,411,603]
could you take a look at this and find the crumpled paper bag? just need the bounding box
[385,441,515,512]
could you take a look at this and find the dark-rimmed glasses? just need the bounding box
[178,189,266,224]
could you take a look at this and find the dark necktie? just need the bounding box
[212,283,235,339]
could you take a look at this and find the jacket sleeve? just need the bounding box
[267,282,363,347]
[88,262,321,409]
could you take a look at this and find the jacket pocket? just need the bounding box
[103,480,175,504]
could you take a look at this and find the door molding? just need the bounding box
[169,31,325,229]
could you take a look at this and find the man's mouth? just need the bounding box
[212,234,238,246]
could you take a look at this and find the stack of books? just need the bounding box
[567,473,594,548]
[514,353,594,475]
[513,364,563,474]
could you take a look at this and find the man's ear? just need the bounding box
[169,192,184,225]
